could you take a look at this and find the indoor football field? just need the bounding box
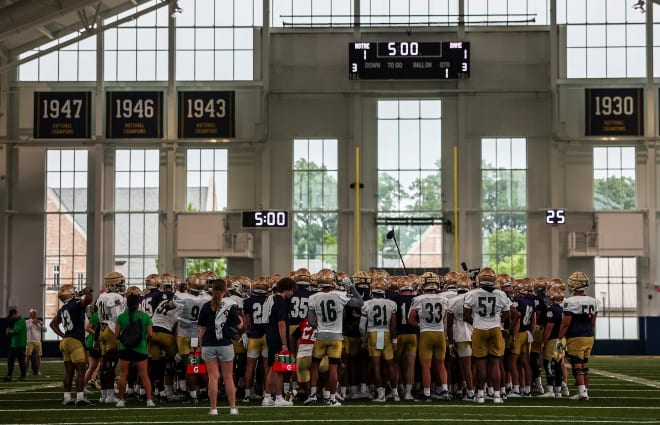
[0,356,659,425]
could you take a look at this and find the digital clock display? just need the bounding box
[349,41,470,80]
[241,211,289,228]
[546,209,566,225]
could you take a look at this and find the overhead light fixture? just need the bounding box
[171,2,183,18]
[633,0,645,13]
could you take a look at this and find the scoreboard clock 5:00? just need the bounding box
[349,41,470,80]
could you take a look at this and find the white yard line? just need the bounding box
[589,368,660,389]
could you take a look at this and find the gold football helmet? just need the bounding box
[293,268,312,286]
[456,276,472,293]
[125,286,142,297]
[145,274,160,293]
[352,270,371,288]
[567,271,589,293]
[252,276,270,295]
[477,267,497,288]
[187,273,206,293]
[371,277,387,295]
[58,284,76,302]
[547,286,565,303]
[533,277,548,294]
[398,276,415,292]
[420,271,440,291]
[317,268,335,288]
[104,271,126,293]
[444,271,459,289]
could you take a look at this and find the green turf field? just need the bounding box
[1,357,659,424]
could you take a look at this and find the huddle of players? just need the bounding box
[55,266,597,407]
[236,267,598,405]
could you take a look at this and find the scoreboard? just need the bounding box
[349,41,470,80]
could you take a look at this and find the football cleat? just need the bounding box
[146,399,156,407]
[325,399,341,407]
[105,395,119,404]
[274,398,293,407]
[372,395,386,403]
[538,391,556,398]
[392,392,401,402]
[62,399,75,406]
[75,398,92,406]
[415,394,432,402]
[208,408,218,415]
[303,394,317,405]
[115,400,125,408]
[262,397,274,407]
[403,393,415,401]
[475,396,485,404]
[242,395,251,403]
[230,407,239,415]
[493,396,504,404]
[570,392,589,400]
[463,394,476,402]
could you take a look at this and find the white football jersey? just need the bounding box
[174,291,210,337]
[151,297,178,332]
[96,292,125,329]
[361,298,398,332]
[308,290,351,335]
[463,288,511,330]
[563,295,598,316]
[411,293,449,332]
[447,293,473,342]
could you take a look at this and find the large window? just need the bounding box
[114,149,160,287]
[104,1,169,81]
[293,139,338,271]
[558,0,645,78]
[594,257,638,340]
[176,0,261,81]
[593,147,635,210]
[45,150,88,320]
[481,138,527,276]
[377,100,443,269]
[19,35,96,81]
[186,149,228,211]
[271,0,353,27]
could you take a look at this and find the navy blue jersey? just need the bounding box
[141,289,164,317]
[545,303,563,340]
[243,294,269,338]
[536,293,549,327]
[342,305,362,338]
[395,294,418,335]
[266,294,291,337]
[288,288,310,325]
[58,298,87,342]
[513,296,536,332]
[198,299,240,347]
[563,295,598,338]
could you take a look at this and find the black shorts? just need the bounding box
[119,349,148,362]
[266,333,285,367]
[86,347,102,359]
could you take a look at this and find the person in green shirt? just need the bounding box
[113,286,155,408]
[4,308,27,382]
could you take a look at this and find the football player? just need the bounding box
[557,271,598,401]
[146,274,179,401]
[463,267,511,404]
[530,277,548,394]
[446,276,475,401]
[174,273,211,404]
[508,279,536,397]
[393,275,418,401]
[50,284,93,405]
[408,272,450,401]
[360,277,398,402]
[243,276,271,402]
[538,286,565,398]
[344,271,371,400]
[262,277,296,407]
[305,271,364,406]
[96,271,127,404]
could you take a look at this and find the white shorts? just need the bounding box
[202,345,234,362]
